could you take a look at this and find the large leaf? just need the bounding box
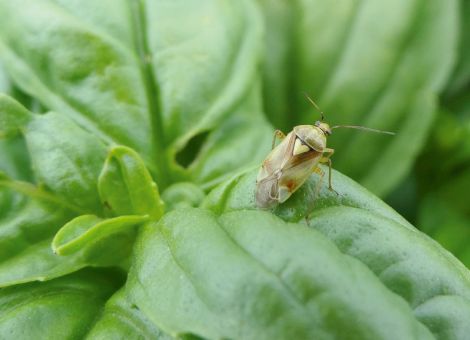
[125,208,433,339]
[259,0,458,196]
[202,167,470,338]
[0,269,123,340]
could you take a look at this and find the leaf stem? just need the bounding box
[130,0,171,188]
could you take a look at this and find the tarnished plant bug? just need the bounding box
[255,94,394,209]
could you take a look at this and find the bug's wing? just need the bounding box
[255,132,296,208]
[259,132,296,176]
[277,151,322,203]
[255,173,279,209]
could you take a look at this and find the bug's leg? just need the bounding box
[305,166,325,222]
[272,130,286,149]
[319,148,338,195]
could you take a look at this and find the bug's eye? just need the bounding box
[314,121,320,127]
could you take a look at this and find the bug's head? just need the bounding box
[314,121,332,136]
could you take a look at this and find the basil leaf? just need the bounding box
[85,289,173,340]
[98,146,164,219]
[0,180,130,286]
[0,0,267,188]
[0,269,122,339]
[0,0,153,166]
[161,182,205,211]
[126,208,432,339]
[23,112,107,213]
[52,214,147,267]
[203,167,470,338]
[0,182,76,287]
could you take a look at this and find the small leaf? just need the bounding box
[0,269,123,339]
[52,214,148,257]
[161,182,205,211]
[98,145,164,219]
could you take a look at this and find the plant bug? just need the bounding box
[255,94,394,209]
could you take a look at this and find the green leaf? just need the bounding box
[0,182,77,287]
[260,0,458,196]
[161,182,205,211]
[0,0,267,188]
[126,208,433,339]
[85,289,173,340]
[0,0,153,166]
[52,214,147,264]
[187,88,273,188]
[141,0,271,187]
[0,136,32,182]
[0,269,123,340]
[203,167,470,338]
[0,180,132,287]
[98,145,164,219]
[23,112,107,213]
[142,0,263,149]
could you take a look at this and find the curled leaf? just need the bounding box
[98,145,164,219]
[52,214,148,258]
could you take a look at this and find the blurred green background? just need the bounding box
[257,0,470,267]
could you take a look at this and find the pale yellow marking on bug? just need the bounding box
[293,138,310,156]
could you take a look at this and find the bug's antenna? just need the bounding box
[303,92,325,121]
[331,125,395,135]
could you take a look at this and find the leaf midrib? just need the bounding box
[129,0,170,189]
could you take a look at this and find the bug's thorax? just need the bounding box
[293,124,328,152]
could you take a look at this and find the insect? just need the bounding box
[255,94,394,209]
